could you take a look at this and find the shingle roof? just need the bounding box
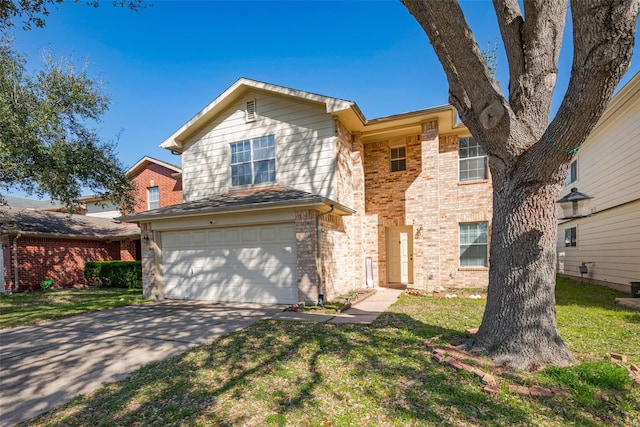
[2,196,65,211]
[0,207,140,239]
[119,186,353,222]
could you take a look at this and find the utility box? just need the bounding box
[631,282,640,298]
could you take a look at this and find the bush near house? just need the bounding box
[84,261,142,289]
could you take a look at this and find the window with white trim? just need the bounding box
[459,137,487,181]
[565,160,577,186]
[148,186,159,210]
[459,222,488,267]
[230,135,276,186]
[564,226,577,248]
[390,146,406,172]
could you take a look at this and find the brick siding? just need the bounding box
[295,209,318,303]
[131,163,183,213]
[1,236,133,292]
[363,120,492,290]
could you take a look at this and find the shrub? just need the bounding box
[84,261,142,289]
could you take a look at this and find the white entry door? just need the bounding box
[387,226,413,284]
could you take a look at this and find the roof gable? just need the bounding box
[127,156,181,177]
[160,78,363,153]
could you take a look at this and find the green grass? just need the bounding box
[21,278,640,426]
[0,288,151,329]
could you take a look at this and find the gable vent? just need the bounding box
[245,99,256,123]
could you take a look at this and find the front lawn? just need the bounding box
[0,288,151,329]
[23,278,640,426]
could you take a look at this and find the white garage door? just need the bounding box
[161,223,297,304]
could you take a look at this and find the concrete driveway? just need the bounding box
[0,301,284,427]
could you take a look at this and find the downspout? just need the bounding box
[316,205,334,306]
[12,234,21,292]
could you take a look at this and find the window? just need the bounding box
[564,226,577,248]
[390,146,406,172]
[148,186,159,210]
[459,222,488,267]
[230,135,276,186]
[459,137,487,181]
[565,160,577,186]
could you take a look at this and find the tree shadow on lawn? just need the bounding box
[30,313,630,427]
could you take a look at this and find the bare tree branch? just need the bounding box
[401,0,519,157]
[491,0,524,102]
[527,0,638,180]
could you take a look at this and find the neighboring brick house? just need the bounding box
[121,79,492,305]
[0,208,139,292]
[0,157,182,293]
[82,156,183,218]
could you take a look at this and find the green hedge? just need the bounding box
[84,261,142,289]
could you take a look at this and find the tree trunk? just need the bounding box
[401,0,637,370]
[470,162,574,370]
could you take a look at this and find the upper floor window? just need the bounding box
[390,146,406,172]
[148,186,159,210]
[230,135,276,186]
[460,221,488,267]
[564,226,577,248]
[565,160,577,186]
[459,137,487,181]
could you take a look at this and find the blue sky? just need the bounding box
[10,0,640,190]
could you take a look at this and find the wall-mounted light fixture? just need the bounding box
[557,188,594,219]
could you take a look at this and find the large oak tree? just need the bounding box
[401,0,638,369]
[0,1,144,212]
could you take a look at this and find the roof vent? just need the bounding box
[245,99,256,123]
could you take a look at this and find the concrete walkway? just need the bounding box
[0,301,283,427]
[273,287,403,324]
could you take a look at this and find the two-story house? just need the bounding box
[121,79,492,305]
[557,72,640,293]
[81,156,183,218]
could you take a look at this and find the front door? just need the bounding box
[387,226,413,284]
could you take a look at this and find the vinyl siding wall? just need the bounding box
[182,90,337,201]
[558,201,640,291]
[557,78,640,290]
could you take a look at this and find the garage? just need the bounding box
[160,223,297,304]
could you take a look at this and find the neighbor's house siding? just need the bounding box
[181,90,336,201]
[1,237,136,292]
[558,202,640,291]
[557,75,640,291]
[132,163,183,212]
[363,120,492,290]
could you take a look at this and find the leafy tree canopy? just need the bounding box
[0,39,134,212]
[0,0,145,30]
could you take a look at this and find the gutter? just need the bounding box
[118,197,354,223]
[315,205,334,305]
[12,234,21,292]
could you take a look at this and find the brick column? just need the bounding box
[140,223,159,299]
[295,209,318,304]
[419,120,441,291]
